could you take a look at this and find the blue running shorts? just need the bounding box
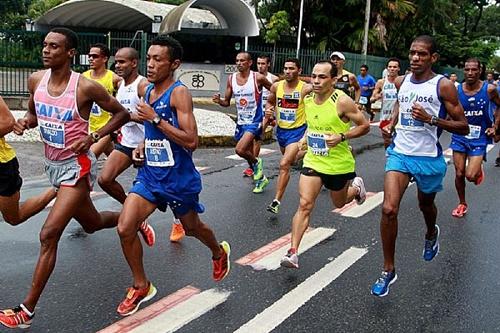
[449,136,487,159]
[234,122,262,141]
[276,124,307,149]
[130,180,205,216]
[385,147,447,194]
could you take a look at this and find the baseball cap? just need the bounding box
[330,51,345,60]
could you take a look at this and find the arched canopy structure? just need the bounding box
[35,0,259,36]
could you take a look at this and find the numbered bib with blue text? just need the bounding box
[465,124,481,139]
[145,139,174,167]
[359,96,368,105]
[39,118,65,148]
[307,132,329,156]
[398,109,425,131]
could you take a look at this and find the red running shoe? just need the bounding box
[452,203,468,218]
[170,222,185,242]
[242,167,254,177]
[139,221,156,247]
[0,305,33,329]
[213,241,231,281]
[117,282,157,316]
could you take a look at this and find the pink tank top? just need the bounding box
[34,69,88,161]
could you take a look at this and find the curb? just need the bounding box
[193,97,235,106]
[198,126,274,147]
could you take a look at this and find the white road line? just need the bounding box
[333,192,383,218]
[238,227,336,271]
[234,247,368,333]
[129,289,231,333]
[225,148,276,160]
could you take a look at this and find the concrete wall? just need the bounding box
[176,62,235,97]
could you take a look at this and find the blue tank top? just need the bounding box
[453,82,492,143]
[136,81,201,195]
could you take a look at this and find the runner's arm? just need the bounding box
[13,71,43,134]
[264,82,278,120]
[129,78,150,124]
[258,73,273,91]
[213,76,233,107]
[349,74,361,103]
[428,78,468,135]
[112,72,123,94]
[0,96,15,137]
[370,79,384,102]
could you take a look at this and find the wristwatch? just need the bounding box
[90,132,100,143]
[430,115,439,126]
[340,133,346,142]
[151,115,161,126]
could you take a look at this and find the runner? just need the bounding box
[449,58,500,218]
[0,96,56,226]
[116,35,230,316]
[371,58,400,148]
[450,72,460,88]
[213,52,272,193]
[329,51,361,103]
[280,60,369,269]
[370,35,469,297]
[357,64,377,121]
[0,27,144,329]
[264,58,311,214]
[97,47,165,244]
[83,43,122,158]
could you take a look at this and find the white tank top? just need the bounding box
[380,79,398,121]
[116,75,145,148]
[231,71,262,125]
[261,72,274,105]
[394,74,445,157]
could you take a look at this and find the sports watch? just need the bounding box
[90,132,100,143]
[151,115,161,126]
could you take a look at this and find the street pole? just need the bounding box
[296,0,304,58]
[362,0,371,56]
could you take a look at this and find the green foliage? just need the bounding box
[488,55,500,73]
[264,11,291,44]
[28,0,67,19]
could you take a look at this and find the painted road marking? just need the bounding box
[234,247,368,333]
[236,227,336,271]
[98,286,230,333]
[333,192,383,218]
[225,148,276,160]
[195,166,210,172]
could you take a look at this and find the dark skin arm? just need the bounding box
[13,71,45,134]
[0,96,15,137]
[212,76,233,107]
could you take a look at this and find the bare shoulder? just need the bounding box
[394,75,405,89]
[172,84,193,104]
[28,70,47,88]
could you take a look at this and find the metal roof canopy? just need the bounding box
[35,0,259,36]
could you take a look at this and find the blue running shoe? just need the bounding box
[371,270,397,297]
[423,224,440,261]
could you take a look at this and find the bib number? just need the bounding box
[145,139,174,167]
[39,119,65,148]
[307,133,329,156]
[359,96,368,105]
[398,109,425,131]
[465,124,481,139]
[90,102,102,116]
[279,108,297,123]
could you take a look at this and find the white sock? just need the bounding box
[20,304,34,317]
[173,218,181,225]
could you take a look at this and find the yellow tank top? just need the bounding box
[276,80,306,129]
[0,137,16,163]
[303,90,355,175]
[83,69,115,132]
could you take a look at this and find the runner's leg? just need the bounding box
[98,149,132,204]
[0,188,56,225]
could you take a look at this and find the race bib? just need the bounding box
[359,96,368,105]
[279,108,297,123]
[237,110,254,125]
[465,124,481,139]
[397,109,425,131]
[90,102,102,116]
[39,119,65,148]
[307,132,329,156]
[145,139,174,167]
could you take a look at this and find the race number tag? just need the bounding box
[359,96,368,105]
[466,124,481,139]
[39,119,65,148]
[90,102,102,116]
[279,108,297,123]
[145,139,174,167]
[307,132,329,156]
[398,109,425,131]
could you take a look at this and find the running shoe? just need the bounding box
[474,165,484,185]
[139,221,156,247]
[280,249,299,269]
[243,167,254,177]
[213,241,231,281]
[253,176,269,193]
[496,157,500,167]
[253,158,263,181]
[423,224,440,261]
[352,176,367,205]
[117,282,157,316]
[267,199,280,214]
[0,305,34,329]
[451,203,468,218]
[371,270,397,297]
[170,222,185,242]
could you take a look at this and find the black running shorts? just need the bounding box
[0,157,23,197]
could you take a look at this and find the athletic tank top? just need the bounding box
[393,74,445,157]
[116,75,145,148]
[276,80,306,129]
[334,69,355,99]
[34,69,88,161]
[453,81,492,143]
[136,81,201,195]
[83,70,115,132]
[380,79,398,121]
[0,138,16,163]
[261,72,274,105]
[231,71,263,125]
[303,90,355,175]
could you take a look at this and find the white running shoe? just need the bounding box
[352,177,366,205]
[280,251,299,269]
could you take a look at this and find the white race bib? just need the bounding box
[465,124,481,139]
[307,132,329,156]
[145,139,174,167]
[359,96,368,105]
[39,119,65,148]
[397,108,425,131]
[279,108,297,123]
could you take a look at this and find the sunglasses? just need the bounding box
[88,54,102,59]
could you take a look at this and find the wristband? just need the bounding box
[90,132,100,143]
[430,115,438,126]
[340,133,346,142]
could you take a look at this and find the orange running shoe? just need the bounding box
[452,203,468,218]
[213,241,231,281]
[242,167,254,177]
[170,222,185,242]
[117,282,157,316]
[139,221,156,247]
[474,165,484,185]
[0,305,33,329]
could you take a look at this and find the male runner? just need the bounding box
[370,35,469,297]
[330,51,361,103]
[213,52,272,193]
[97,47,161,245]
[0,27,138,329]
[357,64,377,121]
[280,60,369,269]
[449,58,500,218]
[83,43,122,158]
[450,72,459,88]
[116,35,230,316]
[264,58,311,214]
[371,58,400,148]
[0,96,56,226]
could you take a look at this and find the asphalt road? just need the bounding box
[2,131,500,332]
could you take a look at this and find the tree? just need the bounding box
[264,10,291,67]
[28,0,67,19]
